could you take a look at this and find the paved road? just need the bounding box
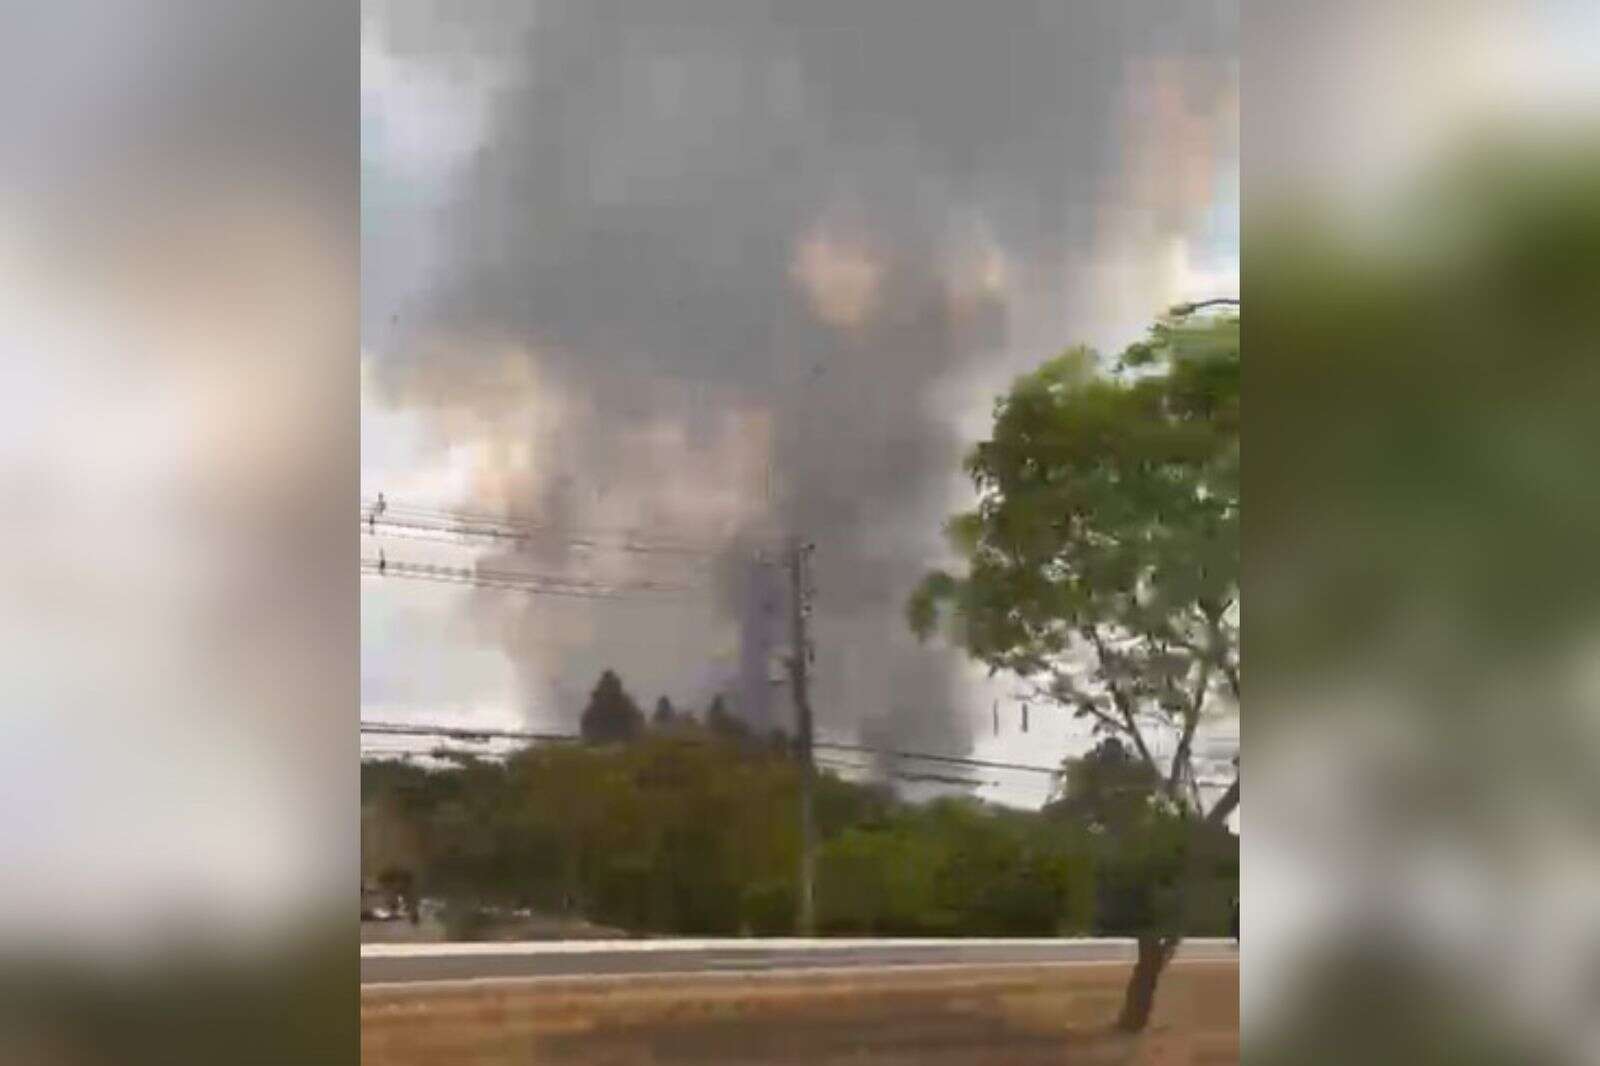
[361,937,1237,986]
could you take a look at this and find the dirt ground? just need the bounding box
[362,959,1238,1065]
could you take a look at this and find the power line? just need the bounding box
[363,514,734,559]
[360,557,701,599]
[356,719,1067,778]
[813,757,987,789]
[357,720,1234,789]
[357,722,1235,798]
[359,741,992,788]
[360,721,578,743]
[811,740,1063,777]
[361,497,784,558]
[359,744,518,756]
[359,727,974,786]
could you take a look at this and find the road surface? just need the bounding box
[361,937,1237,986]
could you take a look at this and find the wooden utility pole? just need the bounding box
[786,536,817,935]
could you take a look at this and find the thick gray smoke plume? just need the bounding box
[362,0,1237,757]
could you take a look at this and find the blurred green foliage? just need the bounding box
[1252,139,1600,712]
[0,919,355,1065]
[1248,132,1600,1066]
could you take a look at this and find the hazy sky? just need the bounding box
[360,0,1239,805]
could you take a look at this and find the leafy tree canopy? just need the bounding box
[910,310,1239,821]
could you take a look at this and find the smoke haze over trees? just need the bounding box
[360,1,1239,759]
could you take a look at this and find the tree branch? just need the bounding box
[1026,670,1132,743]
[1082,699,1130,737]
[1084,627,1159,775]
[1165,661,1211,798]
[1165,633,1205,657]
[1203,776,1240,829]
[1114,701,1158,777]
[1191,602,1239,703]
[1171,296,1239,315]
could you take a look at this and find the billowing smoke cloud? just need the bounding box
[362,0,1237,757]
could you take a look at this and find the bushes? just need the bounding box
[361,733,1230,939]
[815,799,1095,936]
[740,881,796,936]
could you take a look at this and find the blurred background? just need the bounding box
[1245,2,1600,1063]
[0,3,357,1063]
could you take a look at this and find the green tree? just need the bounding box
[1049,737,1159,833]
[652,695,677,727]
[580,668,645,745]
[817,823,938,934]
[1046,737,1235,941]
[361,727,1112,942]
[815,798,1093,936]
[909,307,1240,1031]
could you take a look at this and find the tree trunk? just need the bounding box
[1117,934,1175,1032]
[1111,779,1238,1033]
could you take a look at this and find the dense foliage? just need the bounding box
[909,311,1239,819]
[362,717,1235,939]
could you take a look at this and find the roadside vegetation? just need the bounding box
[361,716,1236,941]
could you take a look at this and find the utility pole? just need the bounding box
[786,536,817,936]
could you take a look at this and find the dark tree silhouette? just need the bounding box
[580,669,644,745]
[705,694,748,743]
